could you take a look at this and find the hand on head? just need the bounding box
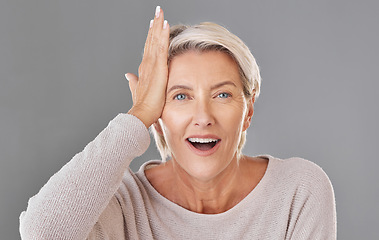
[127,6,170,128]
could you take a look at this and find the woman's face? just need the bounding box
[158,50,253,181]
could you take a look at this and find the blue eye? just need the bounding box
[218,92,230,98]
[174,94,187,100]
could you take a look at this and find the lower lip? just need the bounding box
[185,140,221,157]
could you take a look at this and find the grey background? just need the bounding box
[1,0,378,239]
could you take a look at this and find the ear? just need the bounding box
[153,121,164,135]
[243,96,255,131]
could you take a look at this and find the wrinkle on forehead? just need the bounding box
[167,51,242,90]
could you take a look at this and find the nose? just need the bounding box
[193,99,215,127]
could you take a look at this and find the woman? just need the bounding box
[20,6,336,239]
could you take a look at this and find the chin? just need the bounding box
[174,156,233,182]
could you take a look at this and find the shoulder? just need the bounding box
[265,157,337,238]
[270,156,330,180]
[264,155,334,195]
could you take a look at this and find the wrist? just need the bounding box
[128,106,154,129]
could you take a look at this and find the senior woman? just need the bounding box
[20,6,336,239]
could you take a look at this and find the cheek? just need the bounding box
[160,106,191,140]
[215,102,246,127]
[215,104,247,146]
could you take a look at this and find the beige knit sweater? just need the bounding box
[19,114,336,239]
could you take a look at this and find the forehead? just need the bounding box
[168,50,241,87]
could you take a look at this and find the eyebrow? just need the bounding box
[167,85,193,93]
[167,81,237,93]
[210,81,237,90]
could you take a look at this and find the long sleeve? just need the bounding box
[19,114,150,239]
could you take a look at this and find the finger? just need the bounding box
[152,6,165,32]
[150,7,165,44]
[143,19,154,56]
[143,6,160,56]
[125,73,138,82]
[144,6,165,56]
[157,21,170,61]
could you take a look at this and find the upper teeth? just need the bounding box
[188,138,218,143]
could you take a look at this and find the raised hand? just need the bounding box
[127,6,170,128]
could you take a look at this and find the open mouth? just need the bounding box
[187,138,220,151]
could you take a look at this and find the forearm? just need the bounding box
[19,114,150,239]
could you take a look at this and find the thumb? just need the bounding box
[125,73,138,100]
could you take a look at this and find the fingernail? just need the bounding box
[155,6,160,18]
[125,73,129,81]
[163,20,168,29]
[149,19,153,28]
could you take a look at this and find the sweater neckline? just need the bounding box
[137,155,275,218]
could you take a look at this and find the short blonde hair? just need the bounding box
[152,22,261,161]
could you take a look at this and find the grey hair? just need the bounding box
[151,22,261,161]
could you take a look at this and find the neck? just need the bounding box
[169,156,247,214]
